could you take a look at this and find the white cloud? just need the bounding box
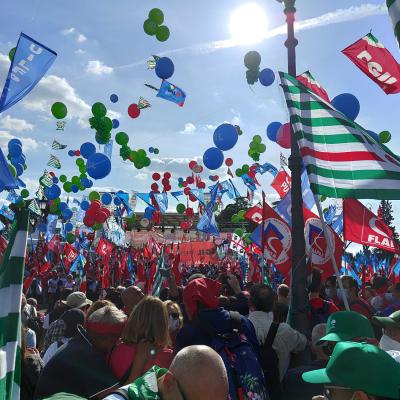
[75,49,86,55]
[0,115,34,132]
[86,60,113,75]
[179,123,196,135]
[0,130,39,152]
[61,27,75,35]
[135,173,148,180]
[77,34,87,43]
[61,27,87,43]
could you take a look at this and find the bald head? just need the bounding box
[121,286,144,315]
[170,345,228,400]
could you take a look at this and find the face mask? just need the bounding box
[325,288,334,299]
[379,334,400,352]
[169,316,180,332]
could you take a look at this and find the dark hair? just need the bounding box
[372,276,388,290]
[250,284,276,313]
[273,301,288,323]
[308,270,322,293]
[325,275,337,287]
[159,287,170,302]
[104,289,124,309]
[342,276,359,291]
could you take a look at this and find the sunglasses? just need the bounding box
[169,313,180,319]
[324,386,355,400]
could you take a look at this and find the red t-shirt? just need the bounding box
[109,343,174,380]
[341,298,373,320]
[309,297,339,315]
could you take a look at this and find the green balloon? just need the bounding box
[143,19,158,35]
[51,102,68,119]
[89,191,100,201]
[8,163,16,177]
[156,25,170,42]
[153,148,159,154]
[59,174,67,183]
[78,184,85,191]
[379,130,391,144]
[67,233,75,244]
[246,68,259,85]
[71,176,80,186]
[253,135,262,144]
[242,164,250,174]
[115,132,129,146]
[249,141,258,150]
[143,157,151,167]
[103,117,113,132]
[234,228,244,237]
[92,223,103,231]
[120,145,131,160]
[80,173,87,179]
[20,189,29,198]
[79,165,86,174]
[63,182,72,193]
[49,204,58,214]
[176,203,186,214]
[53,198,61,205]
[235,168,243,177]
[258,143,266,153]
[76,158,85,167]
[8,47,16,62]
[148,8,164,25]
[244,51,261,69]
[92,102,107,117]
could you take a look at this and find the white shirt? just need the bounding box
[42,337,69,365]
[248,310,307,380]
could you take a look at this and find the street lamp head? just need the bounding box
[276,0,296,13]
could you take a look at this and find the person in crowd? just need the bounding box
[382,282,400,316]
[47,271,59,312]
[64,274,75,290]
[219,273,250,316]
[109,296,174,383]
[21,294,37,348]
[339,276,374,319]
[86,299,114,319]
[373,310,400,352]
[248,283,307,381]
[371,276,391,312]
[324,275,340,306]
[282,323,329,400]
[34,305,126,399]
[43,288,73,330]
[302,342,400,399]
[121,285,145,316]
[165,300,184,346]
[277,284,289,306]
[105,345,229,400]
[42,308,85,365]
[104,287,125,309]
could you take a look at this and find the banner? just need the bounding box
[296,71,330,102]
[271,170,291,199]
[0,33,57,112]
[157,80,186,106]
[342,33,400,94]
[255,162,279,177]
[64,243,78,263]
[172,241,218,264]
[96,238,113,257]
[244,205,263,224]
[230,233,246,256]
[343,198,400,253]
[197,183,219,236]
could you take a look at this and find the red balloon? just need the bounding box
[199,182,206,189]
[189,194,197,202]
[103,208,111,217]
[187,176,194,184]
[128,104,141,119]
[83,216,95,227]
[164,184,171,192]
[225,158,233,167]
[90,200,101,210]
[152,173,161,181]
[180,221,188,230]
[184,187,191,195]
[185,207,194,217]
[49,171,55,177]
[182,181,188,187]
[276,123,291,149]
[75,150,80,156]
[164,172,171,179]
[188,161,197,170]
[213,175,219,181]
[151,183,159,191]
[96,210,108,223]
[161,178,169,186]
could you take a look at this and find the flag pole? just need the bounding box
[261,191,266,284]
[314,195,350,311]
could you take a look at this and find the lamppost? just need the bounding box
[278,0,309,334]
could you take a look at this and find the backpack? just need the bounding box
[309,300,330,328]
[199,311,268,400]
[259,322,282,400]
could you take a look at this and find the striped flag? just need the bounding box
[47,154,61,169]
[0,210,29,400]
[40,170,53,188]
[279,72,400,199]
[51,140,67,150]
[28,199,41,216]
[387,0,400,47]
[137,97,151,109]
[152,247,165,297]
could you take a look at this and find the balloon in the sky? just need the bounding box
[143,19,158,36]
[367,130,380,142]
[8,142,22,157]
[101,192,112,205]
[379,130,391,144]
[51,102,68,119]
[80,142,96,159]
[128,104,141,119]
[20,189,29,198]
[92,102,107,118]
[115,132,129,146]
[44,184,61,200]
[8,47,16,62]
[68,150,75,157]
[276,123,291,149]
[149,8,164,24]
[65,222,74,232]
[110,94,118,103]
[266,122,282,142]
[81,200,90,210]
[259,68,275,87]
[225,158,233,167]
[331,93,360,121]
[86,153,111,180]
[155,57,174,80]
[213,123,238,151]
[112,119,119,129]
[244,51,261,69]
[156,26,170,42]
[203,147,224,170]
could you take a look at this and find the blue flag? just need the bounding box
[153,192,168,214]
[157,80,186,106]
[45,214,58,240]
[190,189,205,206]
[0,149,19,190]
[332,212,343,235]
[241,174,257,191]
[136,193,152,207]
[197,183,219,236]
[0,33,57,113]
[104,140,113,159]
[324,204,336,225]
[171,191,184,201]
[255,162,279,177]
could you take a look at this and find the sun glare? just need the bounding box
[229,3,268,45]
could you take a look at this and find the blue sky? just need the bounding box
[0,0,399,229]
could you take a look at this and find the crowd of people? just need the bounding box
[20,263,400,400]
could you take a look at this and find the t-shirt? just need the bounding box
[109,342,174,381]
[47,279,58,294]
[34,329,118,399]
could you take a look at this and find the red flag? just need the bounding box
[303,208,343,280]
[271,170,291,199]
[96,238,113,257]
[296,71,330,102]
[64,243,78,263]
[23,273,35,292]
[102,255,111,288]
[0,235,8,264]
[244,205,263,224]
[342,33,400,95]
[171,253,182,286]
[248,253,261,283]
[48,234,60,253]
[343,199,400,253]
[40,261,52,274]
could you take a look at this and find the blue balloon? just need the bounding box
[0,180,4,192]
[11,154,26,166]
[80,142,96,159]
[203,147,224,170]
[259,68,275,87]
[367,130,380,142]
[213,123,238,151]
[15,163,24,176]
[144,206,155,219]
[110,94,119,103]
[81,200,90,210]
[114,197,121,206]
[71,185,79,193]
[178,177,183,183]
[86,179,93,188]
[101,192,112,205]
[86,153,111,180]
[53,176,59,184]
[8,142,22,157]
[112,119,119,129]
[68,150,75,157]
[38,222,47,233]
[80,178,89,188]
[60,202,68,212]
[8,138,22,148]
[65,222,74,232]
[266,122,282,142]
[331,93,360,121]
[45,184,61,200]
[62,208,73,220]
[155,57,174,80]
[149,147,154,153]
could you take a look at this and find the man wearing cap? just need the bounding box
[373,310,400,352]
[302,342,400,399]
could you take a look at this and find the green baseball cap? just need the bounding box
[303,342,400,399]
[43,394,87,400]
[372,310,400,330]
[317,311,374,345]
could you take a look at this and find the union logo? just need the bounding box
[263,218,291,264]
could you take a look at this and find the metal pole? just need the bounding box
[282,0,309,334]
[261,191,266,284]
